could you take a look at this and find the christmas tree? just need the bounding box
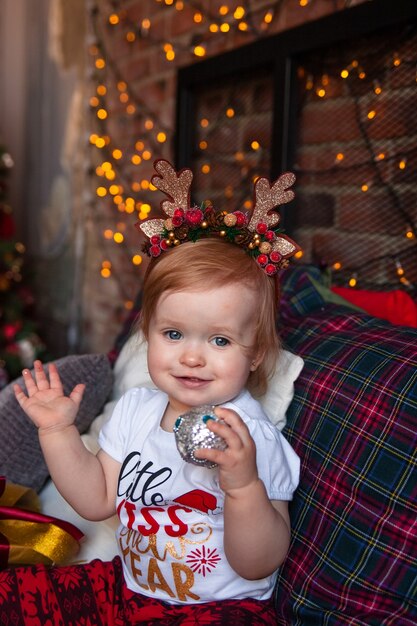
[0,144,47,388]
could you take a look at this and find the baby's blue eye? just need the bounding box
[212,336,229,347]
[166,330,182,340]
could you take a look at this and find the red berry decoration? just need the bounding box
[265,230,276,241]
[172,215,184,227]
[185,208,204,226]
[256,222,268,234]
[149,244,162,257]
[265,263,278,275]
[150,235,161,245]
[233,211,247,227]
[257,254,268,266]
[269,250,282,263]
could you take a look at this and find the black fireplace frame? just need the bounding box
[175,0,417,232]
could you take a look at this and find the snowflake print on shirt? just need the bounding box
[186,544,221,577]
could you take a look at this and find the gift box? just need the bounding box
[0,476,83,568]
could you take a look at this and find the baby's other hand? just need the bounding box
[194,407,258,494]
[14,360,85,433]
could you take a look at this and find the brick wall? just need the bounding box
[292,25,417,288]
[79,0,417,355]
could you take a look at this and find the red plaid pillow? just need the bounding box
[275,270,417,625]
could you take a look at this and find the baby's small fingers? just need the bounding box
[32,360,51,390]
[206,418,241,449]
[213,407,244,428]
[13,383,27,406]
[69,383,85,408]
[212,408,253,447]
[21,367,41,395]
[47,362,64,391]
[194,446,225,465]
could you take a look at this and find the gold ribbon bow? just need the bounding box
[0,476,83,568]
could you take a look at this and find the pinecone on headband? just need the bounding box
[204,207,225,228]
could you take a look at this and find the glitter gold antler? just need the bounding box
[138,159,301,275]
[139,159,193,239]
[151,159,193,216]
[248,173,299,259]
[249,173,295,230]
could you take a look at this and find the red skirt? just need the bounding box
[0,556,277,625]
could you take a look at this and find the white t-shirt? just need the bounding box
[98,387,299,604]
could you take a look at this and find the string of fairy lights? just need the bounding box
[294,23,417,290]
[86,0,318,305]
[86,0,416,305]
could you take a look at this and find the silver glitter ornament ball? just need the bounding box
[173,405,227,469]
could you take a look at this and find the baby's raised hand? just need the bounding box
[14,360,85,433]
[194,407,259,493]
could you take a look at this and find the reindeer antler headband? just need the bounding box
[138,159,300,275]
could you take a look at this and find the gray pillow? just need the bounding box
[0,354,113,492]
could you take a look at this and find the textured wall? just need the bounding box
[77,0,373,356]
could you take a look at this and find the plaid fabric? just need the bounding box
[275,268,417,625]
